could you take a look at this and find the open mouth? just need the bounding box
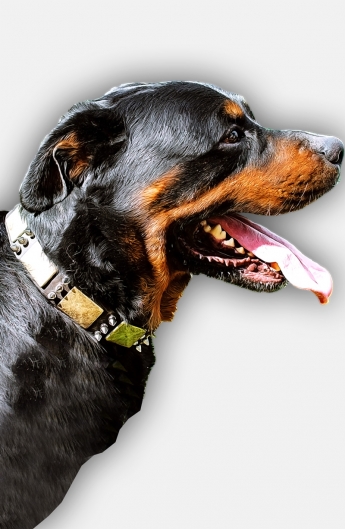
[172,213,333,304]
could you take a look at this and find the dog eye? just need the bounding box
[220,129,242,145]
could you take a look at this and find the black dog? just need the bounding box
[0,82,343,529]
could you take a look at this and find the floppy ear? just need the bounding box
[20,104,126,213]
[19,131,90,213]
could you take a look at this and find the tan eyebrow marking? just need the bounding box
[223,100,244,119]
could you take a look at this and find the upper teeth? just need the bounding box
[209,224,227,240]
[200,221,259,259]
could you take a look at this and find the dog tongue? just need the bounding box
[215,214,333,304]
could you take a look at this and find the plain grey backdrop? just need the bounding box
[1,1,344,528]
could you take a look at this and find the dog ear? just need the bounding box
[19,131,91,213]
[20,105,126,213]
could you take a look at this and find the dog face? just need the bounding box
[19,82,343,330]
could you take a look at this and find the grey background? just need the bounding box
[1,1,344,528]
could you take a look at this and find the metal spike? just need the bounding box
[94,331,102,342]
[136,345,142,352]
[47,291,56,300]
[108,315,117,326]
[100,323,109,334]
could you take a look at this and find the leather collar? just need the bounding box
[5,205,149,351]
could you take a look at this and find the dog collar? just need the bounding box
[5,206,149,351]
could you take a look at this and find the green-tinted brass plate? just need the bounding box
[106,321,146,348]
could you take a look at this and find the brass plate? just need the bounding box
[106,321,146,348]
[58,287,103,329]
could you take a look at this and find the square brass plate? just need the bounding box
[58,287,103,329]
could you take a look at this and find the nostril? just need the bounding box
[321,138,344,165]
[334,146,344,165]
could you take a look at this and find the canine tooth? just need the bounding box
[223,237,235,247]
[270,262,281,271]
[236,246,245,254]
[203,224,212,233]
[200,220,207,226]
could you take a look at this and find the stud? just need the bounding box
[108,315,117,326]
[136,345,142,352]
[10,244,21,254]
[47,292,56,300]
[100,323,109,334]
[17,236,29,247]
[94,331,102,342]
[55,284,63,293]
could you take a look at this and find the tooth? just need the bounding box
[203,224,212,233]
[247,251,255,257]
[209,224,226,240]
[223,237,235,247]
[270,262,281,271]
[200,220,207,226]
[236,246,245,254]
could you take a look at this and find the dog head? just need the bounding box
[19,82,343,330]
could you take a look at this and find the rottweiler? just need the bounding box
[0,81,343,529]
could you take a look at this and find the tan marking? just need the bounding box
[141,169,179,203]
[224,100,244,119]
[139,136,337,329]
[53,132,90,181]
[160,272,191,321]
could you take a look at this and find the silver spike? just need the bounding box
[100,323,109,334]
[136,345,142,352]
[94,331,102,342]
[108,315,117,326]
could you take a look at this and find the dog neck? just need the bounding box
[5,205,150,351]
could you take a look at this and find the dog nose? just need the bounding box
[318,137,344,165]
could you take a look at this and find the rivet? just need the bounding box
[47,292,56,300]
[108,315,117,326]
[62,276,70,285]
[94,331,102,342]
[24,229,34,238]
[10,244,21,254]
[18,236,29,247]
[55,284,63,293]
[100,323,109,334]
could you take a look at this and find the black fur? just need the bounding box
[0,82,343,528]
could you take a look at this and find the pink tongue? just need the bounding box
[213,214,332,304]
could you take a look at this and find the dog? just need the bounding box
[0,81,343,528]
